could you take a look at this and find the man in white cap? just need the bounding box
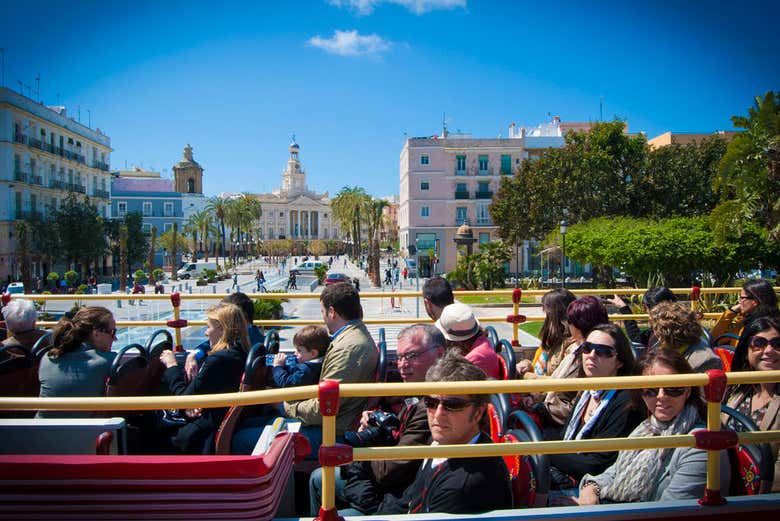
[435,302,501,379]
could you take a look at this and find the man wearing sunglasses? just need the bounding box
[376,352,512,515]
[311,324,445,516]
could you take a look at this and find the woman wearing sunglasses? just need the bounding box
[547,323,641,493]
[37,306,118,418]
[712,279,778,348]
[724,315,780,492]
[569,349,729,505]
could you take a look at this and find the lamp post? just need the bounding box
[559,217,568,288]
[514,238,519,289]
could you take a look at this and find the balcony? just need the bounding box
[92,161,110,172]
[475,218,493,226]
[28,137,43,150]
[94,189,110,199]
[475,190,493,199]
[49,179,66,190]
[477,167,493,176]
[455,218,468,226]
[14,170,28,183]
[13,132,90,166]
[30,175,43,186]
[15,209,43,220]
[14,132,26,144]
[66,183,86,194]
[454,190,471,199]
[454,168,467,176]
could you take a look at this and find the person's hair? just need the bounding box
[320,283,363,321]
[223,292,255,324]
[587,323,635,376]
[649,301,702,349]
[731,315,780,374]
[567,296,609,337]
[422,277,454,308]
[742,279,779,317]
[631,349,706,420]
[293,325,331,357]
[643,287,678,310]
[206,303,250,354]
[540,289,576,353]
[398,324,445,352]
[50,306,114,359]
[425,351,489,407]
[445,328,485,354]
[2,299,37,333]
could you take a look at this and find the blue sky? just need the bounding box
[3,0,778,198]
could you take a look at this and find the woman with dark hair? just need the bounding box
[724,315,780,492]
[539,296,610,429]
[568,349,729,504]
[517,289,576,378]
[37,306,117,418]
[712,279,778,348]
[649,301,723,372]
[547,323,642,490]
[159,302,249,454]
[609,287,677,347]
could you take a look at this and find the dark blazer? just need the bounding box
[377,432,512,515]
[163,346,246,454]
[548,389,643,481]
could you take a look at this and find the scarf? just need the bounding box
[594,403,700,502]
[562,390,616,441]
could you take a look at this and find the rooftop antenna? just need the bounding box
[442,112,448,138]
[87,109,91,128]
[600,96,604,122]
[35,74,40,102]
[78,105,81,123]
[17,80,22,95]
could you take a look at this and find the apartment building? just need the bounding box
[0,86,112,281]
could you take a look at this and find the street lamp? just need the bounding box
[559,216,568,288]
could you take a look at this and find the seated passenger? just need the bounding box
[532,296,610,433]
[184,292,264,381]
[712,279,778,348]
[271,325,329,388]
[422,276,454,321]
[376,352,513,515]
[1,298,49,352]
[435,303,500,379]
[724,315,780,492]
[37,306,117,418]
[159,302,249,454]
[517,288,576,378]
[570,349,730,504]
[309,324,445,516]
[649,301,723,372]
[608,287,677,347]
[547,323,641,490]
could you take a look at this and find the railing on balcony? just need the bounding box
[477,167,492,176]
[30,175,43,186]
[475,190,493,199]
[28,137,43,150]
[454,190,470,199]
[93,189,110,199]
[13,132,26,144]
[14,132,92,167]
[65,183,86,194]
[14,170,28,183]
[455,218,468,226]
[49,179,66,190]
[92,161,110,172]
[454,168,467,176]
[475,217,493,225]
[15,209,43,220]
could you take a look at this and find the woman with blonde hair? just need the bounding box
[159,302,249,453]
[648,301,722,372]
[37,306,117,418]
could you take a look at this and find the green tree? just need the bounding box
[712,90,780,242]
[446,241,510,290]
[123,212,148,268]
[332,186,368,258]
[206,195,230,269]
[364,198,388,287]
[16,221,32,291]
[49,193,105,275]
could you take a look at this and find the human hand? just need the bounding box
[516,359,532,375]
[160,350,178,369]
[185,408,202,419]
[184,352,199,382]
[273,353,287,367]
[607,294,627,308]
[574,485,600,506]
[358,410,372,432]
[549,496,579,506]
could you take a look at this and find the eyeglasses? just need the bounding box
[397,346,437,363]
[580,341,617,358]
[641,387,687,398]
[423,396,473,412]
[749,336,780,351]
[100,328,117,340]
[739,294,755,301]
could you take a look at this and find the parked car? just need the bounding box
[404,259,418,278]
[294,261,325,272]
[6,282,24,294]
[325,273,351,286]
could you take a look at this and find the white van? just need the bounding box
[404,258,418,278]
[177,261,217,279]
[294,260,325,272]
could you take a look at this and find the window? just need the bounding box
[478,181,490,192]
[323,228,329,239]
[164,223,173,233]
[142,202,152,216]
[269,227,274,238]
[456,182,467,192]
[479,232,490,244]
[478,155,489,172]
[477,203,490,224]
[456,206,467,224]
[142,224,152,235]
[420,206,430,218]
[280,211,284,217]
[420,179,430,191]
[456,155,466,172]
[187,178,195,193]
[164,202,174,216]
[117,202,127,215]
[501,154,512,175]
[14,154,20,173]
[420,154,429,165]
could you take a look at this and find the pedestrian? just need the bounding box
[232,271,239,290]
[403,267,408,280]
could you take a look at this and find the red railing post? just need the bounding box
[168,292,186,352]
[314,380,350,521]
[699,369,728,506]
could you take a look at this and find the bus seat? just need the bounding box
[722,404,774,495]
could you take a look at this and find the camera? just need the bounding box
[344,410,401,447]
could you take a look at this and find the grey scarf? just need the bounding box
[592,403,700,502]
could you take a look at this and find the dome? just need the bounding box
[456,223,473,236]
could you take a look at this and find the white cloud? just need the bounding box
[308,30,393,56]
[328,0,466,16]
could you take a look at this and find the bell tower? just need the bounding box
[173,143,204,194]
[281,136,307,195]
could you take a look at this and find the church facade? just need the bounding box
[242,140,341,241]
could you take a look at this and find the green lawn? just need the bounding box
[519,321,543,338]
[457,295,536,305]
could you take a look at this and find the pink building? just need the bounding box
[399,118,595,276]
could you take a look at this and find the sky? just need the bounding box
[3,0,778,198]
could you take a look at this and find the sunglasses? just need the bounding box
[423,396,473,412]
[738,294,755,301]
[397,346,438,363]
[641,387,687,398]
[580,341,617,358]
[749,336,780,351]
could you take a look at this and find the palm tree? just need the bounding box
[332,186,368,258]
[206,196,230,269]
[364,198,388,287]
